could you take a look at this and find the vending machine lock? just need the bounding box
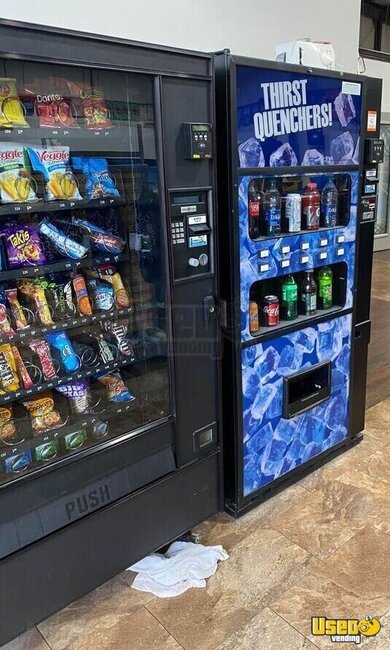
[181,123,213,160]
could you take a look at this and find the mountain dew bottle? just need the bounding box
[318,266,333,309]
[281,275,298,320]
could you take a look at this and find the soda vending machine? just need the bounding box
[215,51,383,516]
[0,21,221,644]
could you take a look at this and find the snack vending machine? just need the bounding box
[0,21,221,644]
[215,51,383,516]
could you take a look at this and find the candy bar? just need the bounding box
[5,288,29,330]
[71,217,124,253]
[29,339,58,380]
[18,279,54,326]
[11,345,33,389]
[0,344,19,392]
[44,331,80,373]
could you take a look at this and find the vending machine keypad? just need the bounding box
[169,190,212,280]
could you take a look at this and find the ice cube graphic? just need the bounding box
[243,456,261,495]
[245,421,274,454]
[325,394,347,430]
[324,155,335,165]
[273,418,296,444]
[269,142,298,167]
[317,328,342,362]
[242,366,260,400]
[238,137,265,168]
[336,344,350,376]
[251,383,278,420]
[286,436,305,462]
[266,379,283,420]
[242,345,258,369]
[352,136,360,164]
[243,408,261,443]
[254,346,280,383]
[291,328,317,354]
[278,343,304,375]
[301,442,322,463]
[334,92,356,127]
[301,149,324,166]
[297,415,325,445]
[261,438,287,477]
[328,425,348,446]
[330,132,354,164]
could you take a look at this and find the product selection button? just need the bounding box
[336,235,345,244]
[281,260,290,268]
[337,248,345,256]
[259,249,269,258]
[281,245,290,254]
[319,252,328,260]
[300,255,309,264]
[319,238,328,247]
[260,263,270,272]
[300,242,309,251]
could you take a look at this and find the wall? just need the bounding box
[1,0,361,72]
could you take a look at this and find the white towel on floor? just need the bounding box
[128,541,229,597]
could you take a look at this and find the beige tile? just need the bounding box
[60,607,181,650]
[194,484,306,551]
[352,445,390,486]
[373,509,390,536]
[336,468,390,507]
[2,629,50,650]
[366,607,390,649]
[269,479,387,559]
[272,571,387,650]
[147,527,312,650]
[315,526,390,613]
[298,436,381,492]
[38,571,154,650]
[364,400,390,442]
[217,607,316,650]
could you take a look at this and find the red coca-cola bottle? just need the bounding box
[302,182,320,231]
[248,181,261,239]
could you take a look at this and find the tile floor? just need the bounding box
[4,396,390,650]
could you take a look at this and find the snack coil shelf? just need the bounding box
[0,252,130,281]
[0,356,133,407]
[0,195,126,218]
[0,402,136,460]
[0,306,134,347]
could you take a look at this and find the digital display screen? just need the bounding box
[192,124,209,132]
[172,194,202,204]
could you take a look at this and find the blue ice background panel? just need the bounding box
[242,314,352,496]
[236,66,362,169]
[239,172,358,342]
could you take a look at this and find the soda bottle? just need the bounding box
[248,181,261,239]
[281,275,298,320]
[300,270,317,315]
[302,182,320,230]
[321,177,338,227]
[263,179,281,235]
[318,266,333,309]
[249,300,260,334]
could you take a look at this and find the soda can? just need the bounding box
[263,295,279,326]
[285,193,301,232]
[4,449,32,474]
[249,300,260,334]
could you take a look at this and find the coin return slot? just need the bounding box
[283,362,331,419]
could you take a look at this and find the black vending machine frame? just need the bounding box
[0,21,222,645]
[214,50,382,517]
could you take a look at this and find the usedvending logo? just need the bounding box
[311,615,381,644]
[253,79,333,141]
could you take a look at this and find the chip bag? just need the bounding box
[26,145,82,201]
[0,144,38,203]
[22,392,62,433]
[66,82,112,130]
[0,404,16,440]
[3,223,46,268]
[72,157,119,199]
[0,78,29,128]
[25,78,78,129]
[96,372,135,403]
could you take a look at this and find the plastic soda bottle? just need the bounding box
[281,275,298,320]
[318,266,333,309]
[302,182,320,230]
[321,177,338,227]
[263,179,281,235]
[300,270,317,315]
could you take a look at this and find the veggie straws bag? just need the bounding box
[26,145,82,201]
[0,143,38,203]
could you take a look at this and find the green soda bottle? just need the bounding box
[281,275,298,320]
[318,266,333,309]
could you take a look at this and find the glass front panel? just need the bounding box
[0,61,170,484]
[376,124,390,237]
